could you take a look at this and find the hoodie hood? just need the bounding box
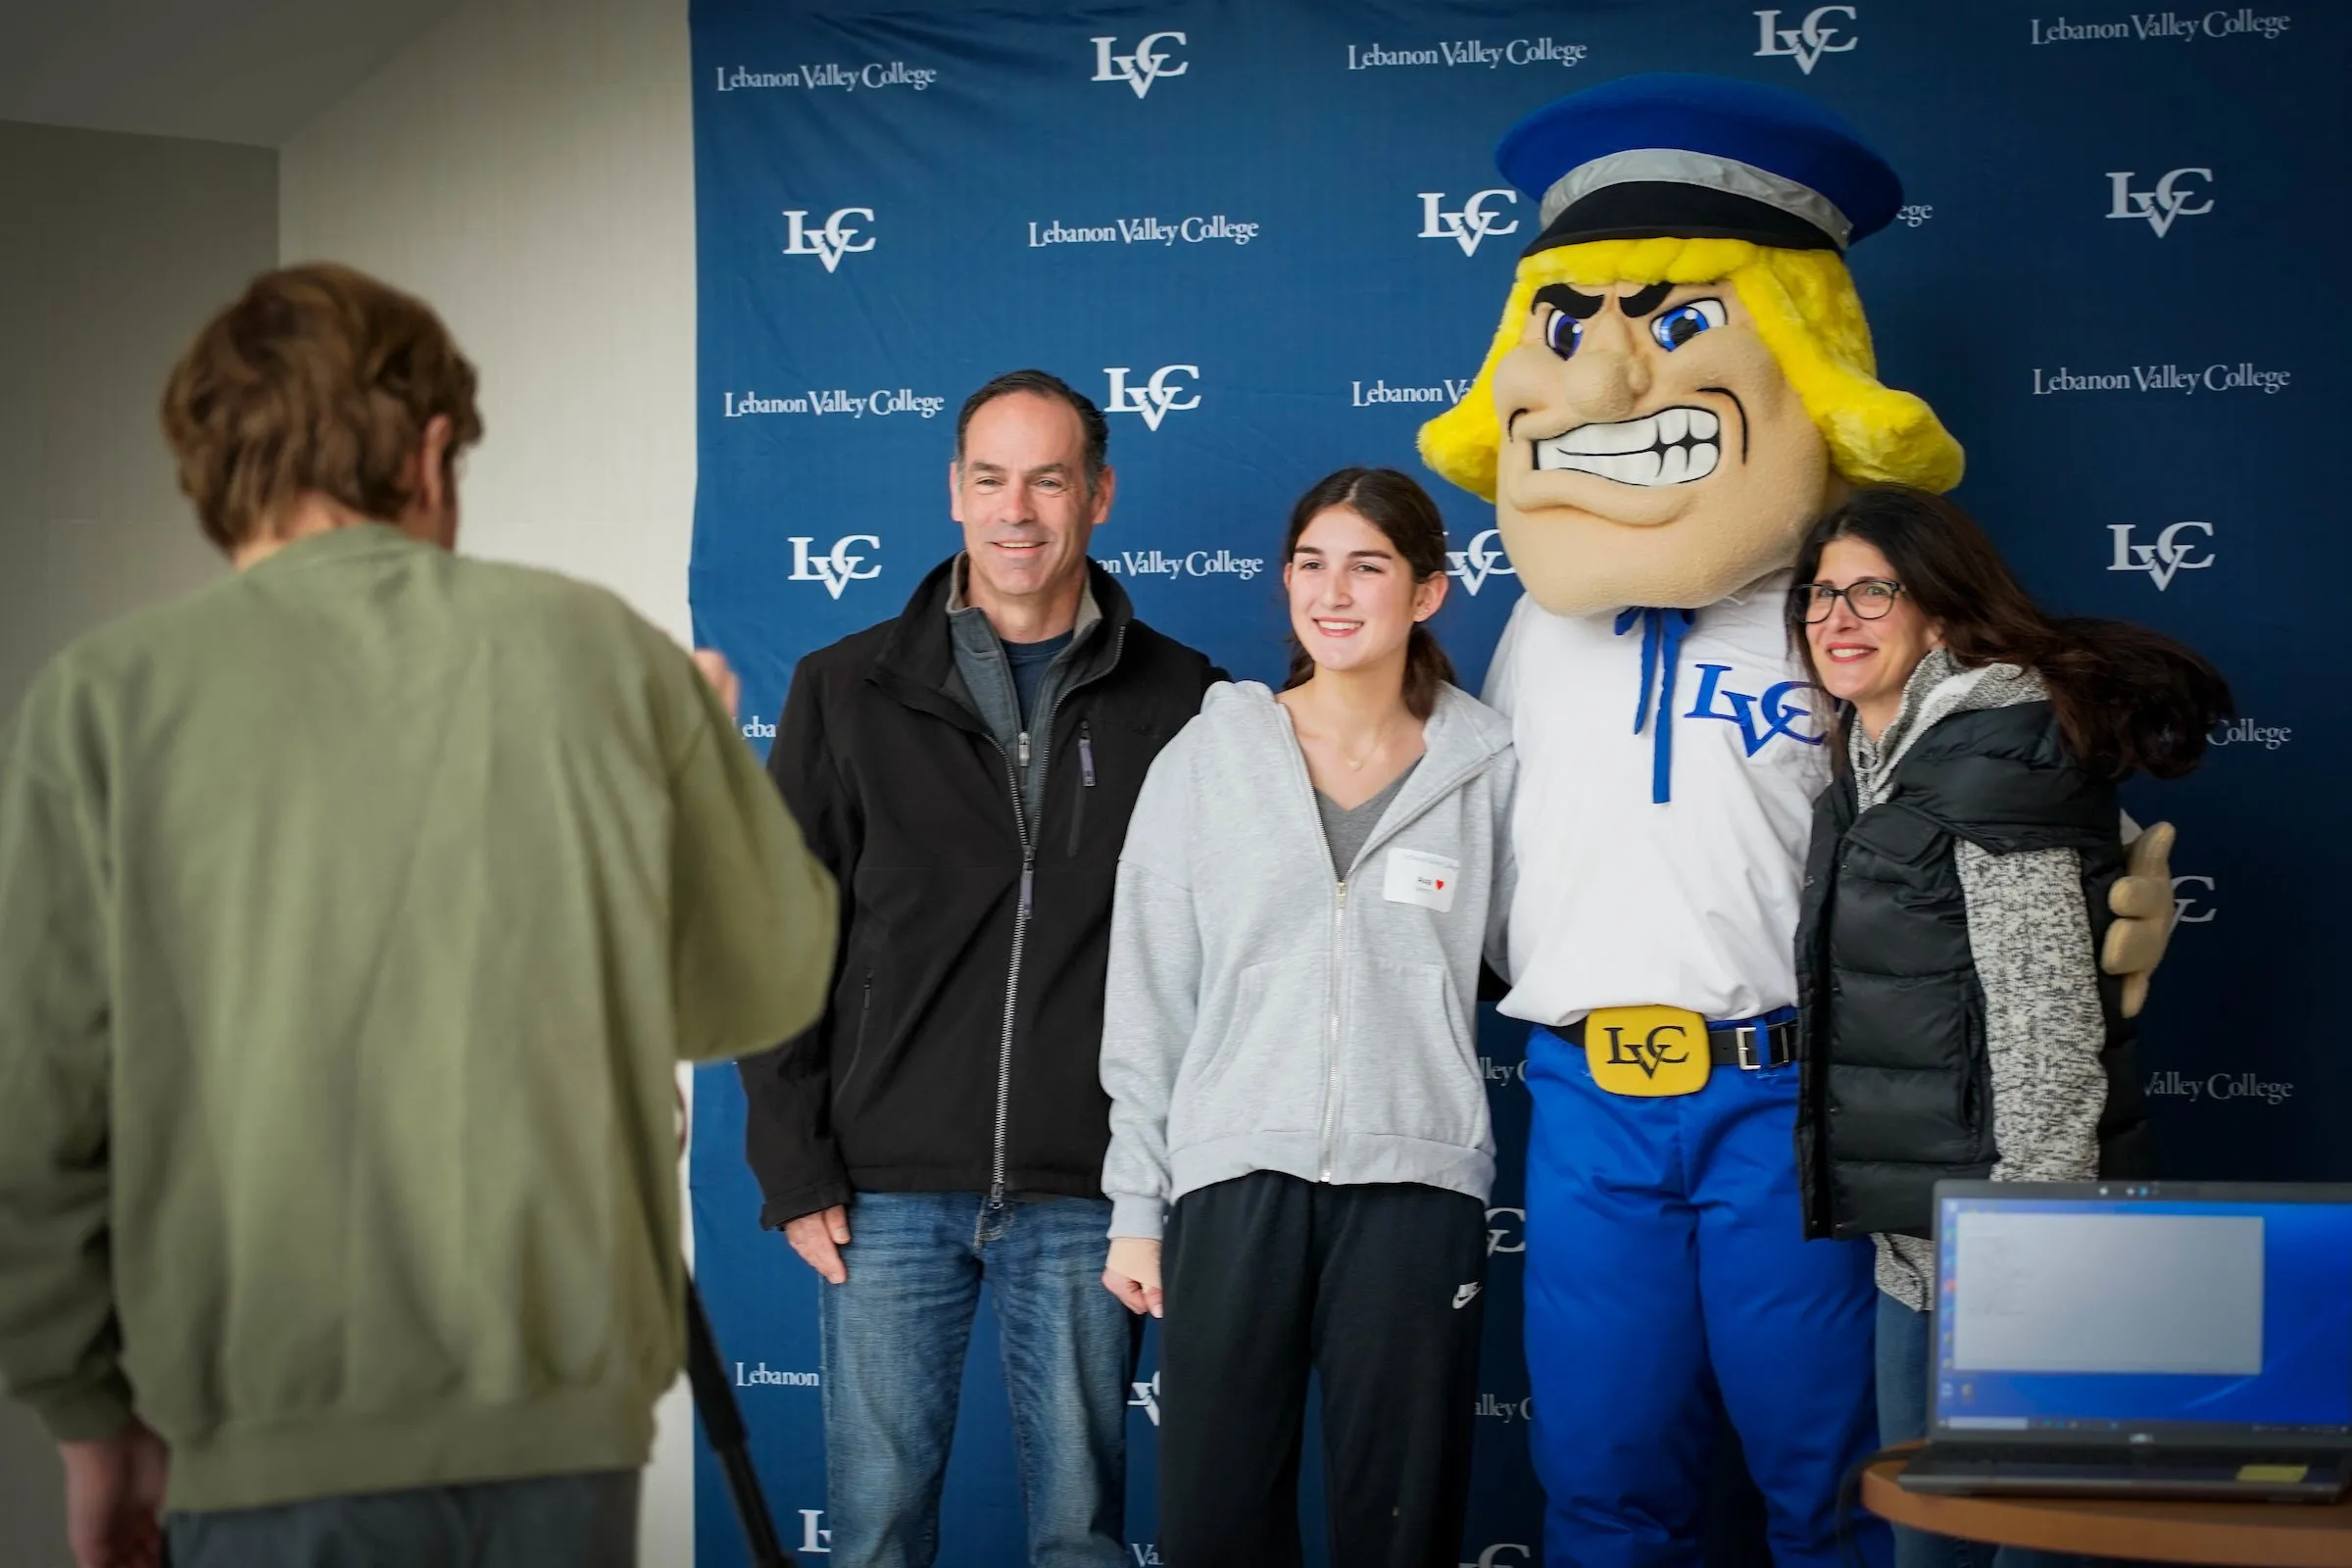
[1197,680,1513,871]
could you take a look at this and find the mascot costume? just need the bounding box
[1418,74,2177,1568]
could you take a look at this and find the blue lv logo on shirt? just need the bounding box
[1685,664,1824,756]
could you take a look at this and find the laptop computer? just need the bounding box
[1896,1180,2352,1502]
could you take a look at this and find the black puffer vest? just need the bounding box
[1794,701,2153,1241]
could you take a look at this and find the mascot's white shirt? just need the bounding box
[1483,569,1831,1027]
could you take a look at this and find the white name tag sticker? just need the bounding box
[1382,848,1459,912]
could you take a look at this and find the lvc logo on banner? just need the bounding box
[1462,1547,1535,1568]
[2108,522,2214,590]
[1129,1369,1160,1424]
[789,534,882,599]
[1092,32,1187,97]
[1448,528,1517,595]
[781,208,874,272]
[1754,7,1858,73]
[1104,366,1200,430]
[1419,190,1520,256]
[2106,169,2214,236]
[797,1510,831,1554]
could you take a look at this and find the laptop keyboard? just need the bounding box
[1929,1446,2331,1473]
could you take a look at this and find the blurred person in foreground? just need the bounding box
[0,263,837,1568]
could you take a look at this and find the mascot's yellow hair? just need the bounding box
[1418,236,1964,501]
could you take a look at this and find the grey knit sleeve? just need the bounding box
[1876,845,2110,1312]
[1954,843,2108,1187]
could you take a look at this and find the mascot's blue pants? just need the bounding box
[1523,1023,1888,1568]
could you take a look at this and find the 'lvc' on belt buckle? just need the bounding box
[1584,1004,1710,1098]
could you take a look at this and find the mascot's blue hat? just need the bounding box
[1497,72,1903,256]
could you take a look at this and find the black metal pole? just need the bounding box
[685,1275,795,1567]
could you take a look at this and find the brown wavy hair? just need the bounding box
[162,264,484,552]
[1788,484,2232,779]
[1280,466,1457,719]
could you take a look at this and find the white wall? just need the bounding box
[279,4,703,1560]
[0,120,272,713]
[0,118,275,1567]
[280,0,698,642]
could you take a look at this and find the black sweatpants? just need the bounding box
[1158,1171,1488,1568]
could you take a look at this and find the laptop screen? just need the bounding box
[1933,1188,2352,1441]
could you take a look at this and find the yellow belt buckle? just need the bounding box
[1585,1004,1712,1098]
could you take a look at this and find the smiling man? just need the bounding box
[738,370,1217,1568]
[1417,74,2179,1568]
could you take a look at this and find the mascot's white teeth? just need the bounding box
[1534,407,1722,486]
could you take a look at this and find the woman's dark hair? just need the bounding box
[1788,484,2232,779]
[1280,466,1457,719]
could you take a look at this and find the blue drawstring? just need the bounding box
[1613,607,1696,804]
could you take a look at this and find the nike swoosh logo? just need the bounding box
[1453,1284,1482,1309]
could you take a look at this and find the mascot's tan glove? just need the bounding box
[2102,821,2178,1019]
[1103,1237,1164,1318]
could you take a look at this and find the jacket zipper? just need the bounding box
[1276,705,1499,1187]
[1319,880,1348,1181]
[987,624,1124,1208]
[836,970,876,1100]
[1067,721,1096,857]
[989,739,1033,1209]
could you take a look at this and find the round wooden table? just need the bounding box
[1863,1451,2352,1567]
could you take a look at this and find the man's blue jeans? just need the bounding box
[817,1191,1133,1568]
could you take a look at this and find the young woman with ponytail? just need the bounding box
[1787,483,2232,1568]
[1098,466,1516,1565]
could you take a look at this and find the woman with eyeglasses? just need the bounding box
[1786,484,2230,1568]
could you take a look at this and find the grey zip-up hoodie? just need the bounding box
[1101,680,1516,1240]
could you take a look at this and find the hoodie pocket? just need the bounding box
[1343,961,1488,1152]
[1168,954,1329,1151]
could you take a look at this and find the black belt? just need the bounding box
[1559,1014,1798,1070]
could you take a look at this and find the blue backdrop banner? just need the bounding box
[686,4,2349,1562]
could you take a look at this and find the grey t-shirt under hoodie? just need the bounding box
[1316,760,1420,881]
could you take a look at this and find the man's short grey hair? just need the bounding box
[954,369,1109,494]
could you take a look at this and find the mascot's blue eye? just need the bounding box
[1650,299,1728,351]
[1544,313,1583,360]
